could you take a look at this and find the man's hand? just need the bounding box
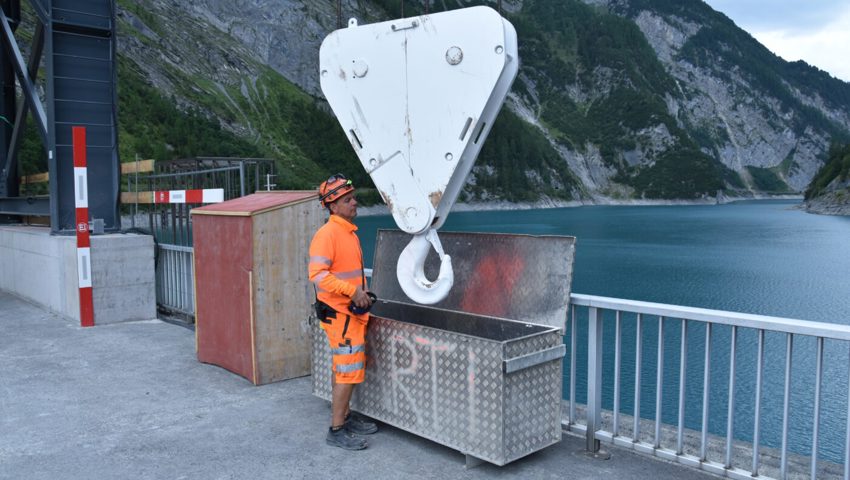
[352,286,373,309]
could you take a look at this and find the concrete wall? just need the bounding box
[0,226,156,325]
[0,226,67,313]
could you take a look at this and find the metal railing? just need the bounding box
[125,157,274,318]
[125,157,276,246]
[128,165,242,246]
[567,293,850,480]
[155,244,194,316]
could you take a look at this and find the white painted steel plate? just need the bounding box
[319,7,518,234]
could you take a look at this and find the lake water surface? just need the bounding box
[355,200,850,462]
[358,200,850,322]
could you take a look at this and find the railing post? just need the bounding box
[586,306,602,452]
[239,161,246,197]
[570,305,577,424]
[567,293,850,478]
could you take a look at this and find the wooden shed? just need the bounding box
[192,191,325,385]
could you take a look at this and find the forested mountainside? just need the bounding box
[804,144,850,215]
[21,0,850,205]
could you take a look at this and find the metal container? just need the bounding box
[311,231,575,466]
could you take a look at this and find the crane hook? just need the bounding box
[396,228,453,304]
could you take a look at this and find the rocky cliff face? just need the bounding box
[115,0,850,201]
[625,7,833,191]
[584,0,850,192]
[176,0,376,97]
[804,184,850,216]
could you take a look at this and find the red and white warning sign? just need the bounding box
[154,189,224,204]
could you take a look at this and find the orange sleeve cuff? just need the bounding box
[341,283,356,298]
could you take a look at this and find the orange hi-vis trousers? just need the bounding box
[320,309,368,384]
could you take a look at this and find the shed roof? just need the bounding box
[191,191,316,217]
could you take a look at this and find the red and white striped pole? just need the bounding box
[73,126,94,327]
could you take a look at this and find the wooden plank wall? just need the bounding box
[21,159,154,185]
[251,197,325,383]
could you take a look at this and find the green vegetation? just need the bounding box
[679,26,844,139]
[806,144,850,199]
[371,0,464,18]
[116,0,164,37]
[115,34,580,205]
[116,58,374,194]
[630,0,850,141]
[473,110,579,202]
[745,166,791,193]
[373,0,717,200]
[510,0,735,197]
[540,87,672,162]
[14,0,849,207]
[518,0,674,93]
[117,58,265,163]
[239,68,371,191]
[15,119,49,196]
[110,0,582,205]
[625,148,725,199]
[724,169,746,190]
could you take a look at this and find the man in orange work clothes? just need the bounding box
[308,174,377,450]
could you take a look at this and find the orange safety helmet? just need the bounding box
[318,174,355,207]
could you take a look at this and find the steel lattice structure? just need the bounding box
[0,0,119,233]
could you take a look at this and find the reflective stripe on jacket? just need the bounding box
[308,214,368,320]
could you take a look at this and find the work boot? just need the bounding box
[326,427,368,450]
[344,412,378,435]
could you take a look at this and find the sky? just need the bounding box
[702,0,850,82]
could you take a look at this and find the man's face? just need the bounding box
[329,191,357,221]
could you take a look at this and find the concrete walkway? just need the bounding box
[0,290,718,480]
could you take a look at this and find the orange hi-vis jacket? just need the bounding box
[308,214,368,321]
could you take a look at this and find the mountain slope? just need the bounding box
[582,0,850,190]
[115,0,579,202]
[116,0,363,190]
[109,0,850,203]
[506,0,850,199]
[804,143,850,215]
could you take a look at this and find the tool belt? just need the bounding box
[313,299,335,322]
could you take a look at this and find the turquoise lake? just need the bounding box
[355,200,850,463]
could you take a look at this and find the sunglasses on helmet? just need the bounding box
[319,174,353,203]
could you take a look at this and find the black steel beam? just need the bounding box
[2,1,119,231]
[27,0,47,25]
[2,1,19,28]
[2,22,44,198]
[0,0,18,198]
[0,8,47,141]
[0,195,49,215]
[47,0,120,233]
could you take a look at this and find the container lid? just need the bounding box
[191,191,316,217]
[371,230,576,332]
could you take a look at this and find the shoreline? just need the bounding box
[802,191,850,216]
[356,194,804,217]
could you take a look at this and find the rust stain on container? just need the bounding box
[378,189,394,213]
[429,191,442,208]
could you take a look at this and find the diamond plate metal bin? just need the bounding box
[311,231,575,466]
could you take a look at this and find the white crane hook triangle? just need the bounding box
[396,229,454,305]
